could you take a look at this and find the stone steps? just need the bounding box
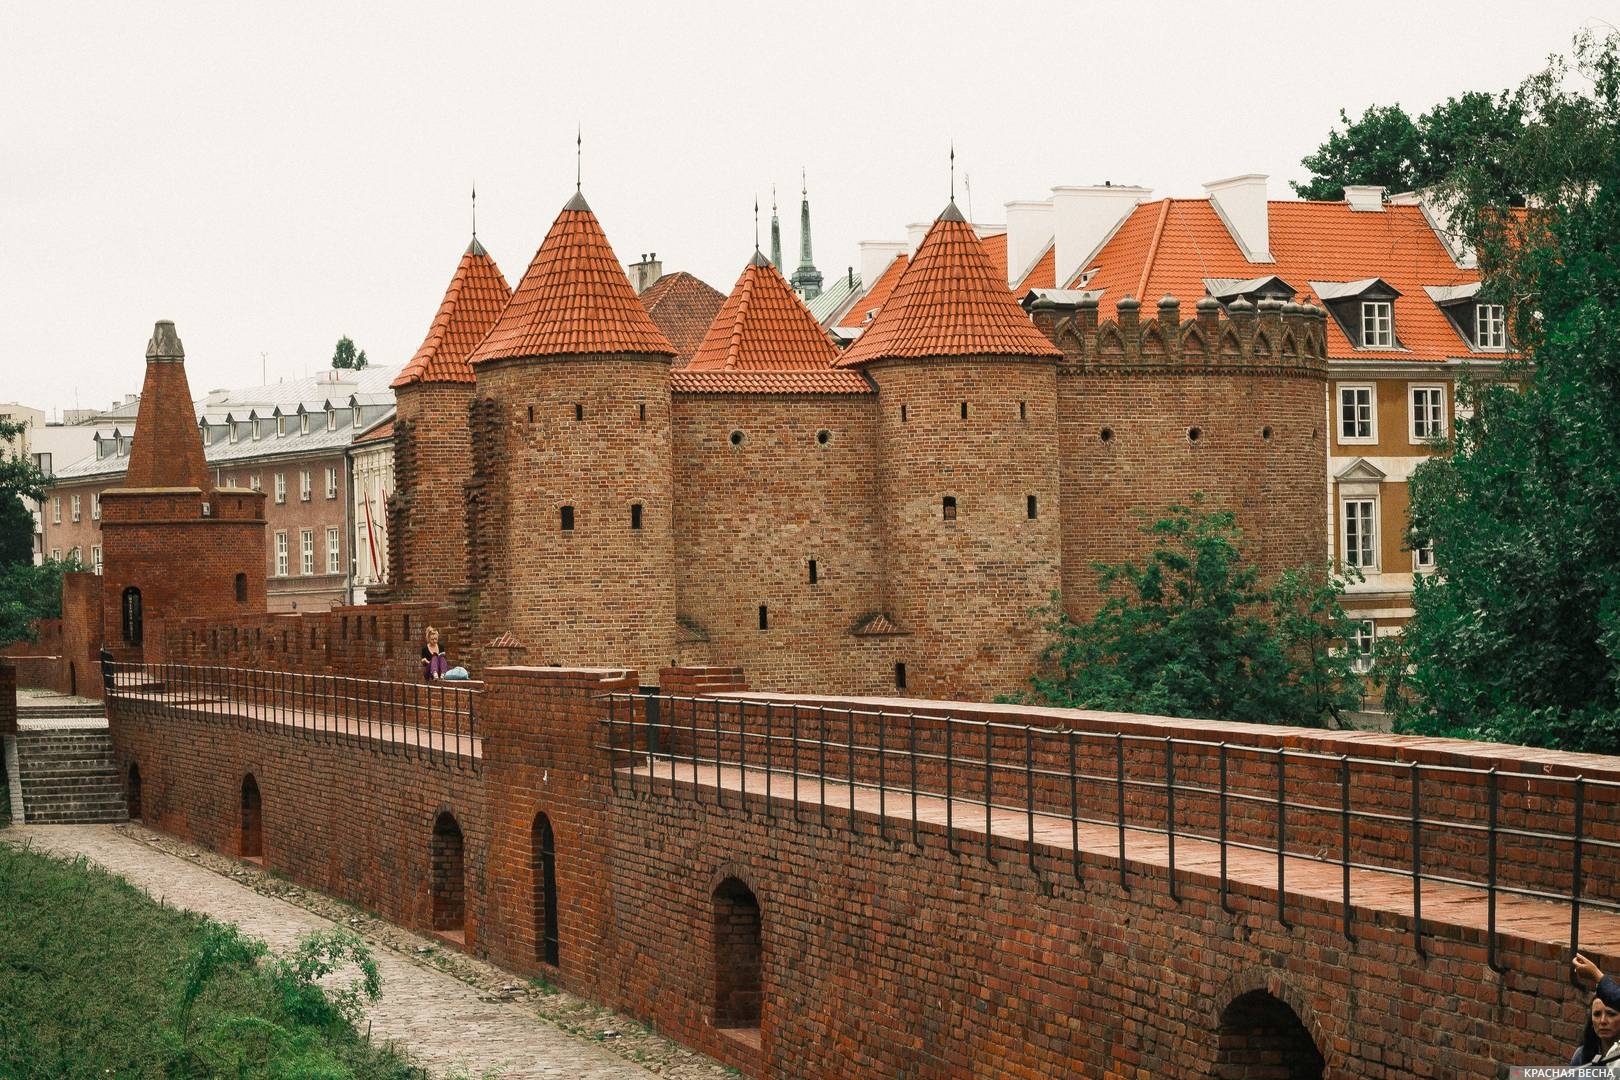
[12,727,126,825]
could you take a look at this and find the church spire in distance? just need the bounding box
[770,186,784,274]
[791,168,823,300]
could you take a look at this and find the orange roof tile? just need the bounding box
[470,192,674,365]
[393,240,513,388]
[669,369,873,395]
[1079,198,1489,361]
[836,203,1061,367]
[687,253,839,372]
[354,418,394,445]
[979,231,1009,282]
[1012,244,1056,294]
[639,271,725,365]
[837,253,908,329]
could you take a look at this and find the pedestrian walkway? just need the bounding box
[5,824,725,1080]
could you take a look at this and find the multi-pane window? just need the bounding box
[1352,620,1376,673]
[69,546,81,564]
[52,497,60,524]
[1410,386,1446,441]
[50,547,60,561]
[91,493,100,520]
[326,528,341,574]
[299,470,312,501]
[300,529,315,576]
[1338,386,1374,442]
[70,494,81,522]
[274,473,286,504]
[1476,303,1506,350]
[251,475,262,492]
[91,546,102,575]
[1414,539,1436,571]
[274,531,289,576]
[325,467,338,499]
[1342,499,1377,569]
[1360,301,1393,348]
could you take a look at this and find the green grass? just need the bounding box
[0,841,425,1078]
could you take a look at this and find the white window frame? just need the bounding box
[326,408,337,431]
[1413,539,1436,572]
[274,531,289,577]
[1336,384,1377,444]
[253,418,263,440]
[300,529,314,576]
[250,474,262,492]
[299,469,312,502]
[1351,620,1376,674]
[70,494,81,522]
[300,412,310,435]
[50,547,60,561]
[353,407,362,429]
[1409,384,1447,443]
[325,467,338,499]
[276,415,286,437]
[1360,300,1393,348]
[274,473,286,504]
[1341,497,1379,570]
[229,423,239,445]
[91,493,100,521]
[52,496,61,524]
[91,545,102,575]
[1476,303,1506,350]
[327,527,341,574]
[69,546,81,564]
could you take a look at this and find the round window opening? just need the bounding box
[729,430,744,446]
[816,429,830,445]
[1262,425,1274,441]
[1099,427,1114,443]
[1187,426,1203,442]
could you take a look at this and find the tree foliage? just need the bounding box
[330,336,368,371]
[1015,502,1363,727]
[0,556,78,644]
[1292,91,1524,202]
[1398,30,1620,754]
[0,495,34,567]
[0,417,47,506]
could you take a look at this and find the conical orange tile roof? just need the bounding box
[687,252,838,371]
[836,202,1060,367]
[392,239,512,387]
[470,192,673,364]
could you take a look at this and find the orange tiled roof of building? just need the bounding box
[836,203,1061,367]
[392,240,513,388]
[470,192,674,365]
[979,231,1009,282]
[669,369,873,395]
[1076,198,1485,360]
[688,253,839,372]
[837,253,907,329]
[639,271,725,366]
[1013,246,1056,294]
[353,418,394,445]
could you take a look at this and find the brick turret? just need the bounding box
[383,238,511,606]
[463,192,677,676]
[839,202,1065,700]
[99,322,266,660]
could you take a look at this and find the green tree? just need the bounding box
[0,417,47,507]
[1398,30,1620,754]
[1292,92,1524,202]
[0,556,78,643]
[330,336,368,371]
[0,495,34,566]
[1016,502,1362,726]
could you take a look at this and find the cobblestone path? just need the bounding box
[5,824,728,1080]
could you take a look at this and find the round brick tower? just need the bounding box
[836,202,1065,700]
[463,191,677,676]
[384,236,511,605]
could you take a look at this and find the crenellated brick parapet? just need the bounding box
[1026,293,1329,378]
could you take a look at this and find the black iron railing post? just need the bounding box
[847,709,857,832]
[737,700,747,806]
[877,709,888,840]
[818,706,827,829]
[984,722,994,863]
[1116,733,1128,891]
[791,704,801,821]
[1487,767,1500,972]
[715,699,725,811]
[1276,748,1288,928]
[909,712,919,847]
[1572,775,1585,958]
[945,719,954,853]
[763,703,774,820]
[607,694,618,793]
[1165,737,1177,901]
[692,695,701,801]
[1069,732,1080,883]
[1219,742,1230,913]
[1410,761,1423,956]
[1340,754,1353,942]
[1025,726,1036,871]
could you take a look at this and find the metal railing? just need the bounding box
[109,661,479,770]
[602,692,1620,966]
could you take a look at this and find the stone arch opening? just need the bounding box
[431,810,466,936]
[240,774,263,862]
[1215,990,1324,1079]
[126,761,142,821]
[532,811,559,967]
[712,876,763,1030]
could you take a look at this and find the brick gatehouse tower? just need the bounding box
[98,321,267,662]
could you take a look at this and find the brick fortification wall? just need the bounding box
[382,383,474,607]
[156,602,457,683]
[111,664,1616,1078]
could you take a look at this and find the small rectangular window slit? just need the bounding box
[630,504,643,530]
[808,559,818,584]
[560,506,575,531]
[758,605,769,631]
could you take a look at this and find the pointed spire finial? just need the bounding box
[754,195,760,251]
[950,142,956,203]
[576,126,582,192]
[471,181,477,240]
[801,166,806,197]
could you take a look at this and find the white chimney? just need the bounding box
[906,221,931,251]
[1343,184,1386,212]
[1203,174,1272,261]
[859,241,910,291]
[1005,199,1055,287]
[1051,184,1150,287]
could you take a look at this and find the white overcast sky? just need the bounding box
[2,1,1611,416]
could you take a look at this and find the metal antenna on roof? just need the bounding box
[576,126,582,192]
[964,172,973,222]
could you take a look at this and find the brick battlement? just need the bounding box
[1027,293,1328,374]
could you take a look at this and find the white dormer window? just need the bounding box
[326,407,337,430]
[276,415,286,437]
[229,423,239,444]
[1360,301,1393,348]
[352,407,362,429]
[1476,304,1506,350]
[119,436,130,456]
[301,412,310,435]
[253,418,263,440]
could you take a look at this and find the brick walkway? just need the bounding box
[5,824,723,1080]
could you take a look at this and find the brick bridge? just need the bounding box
[103,662,1618,1077]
